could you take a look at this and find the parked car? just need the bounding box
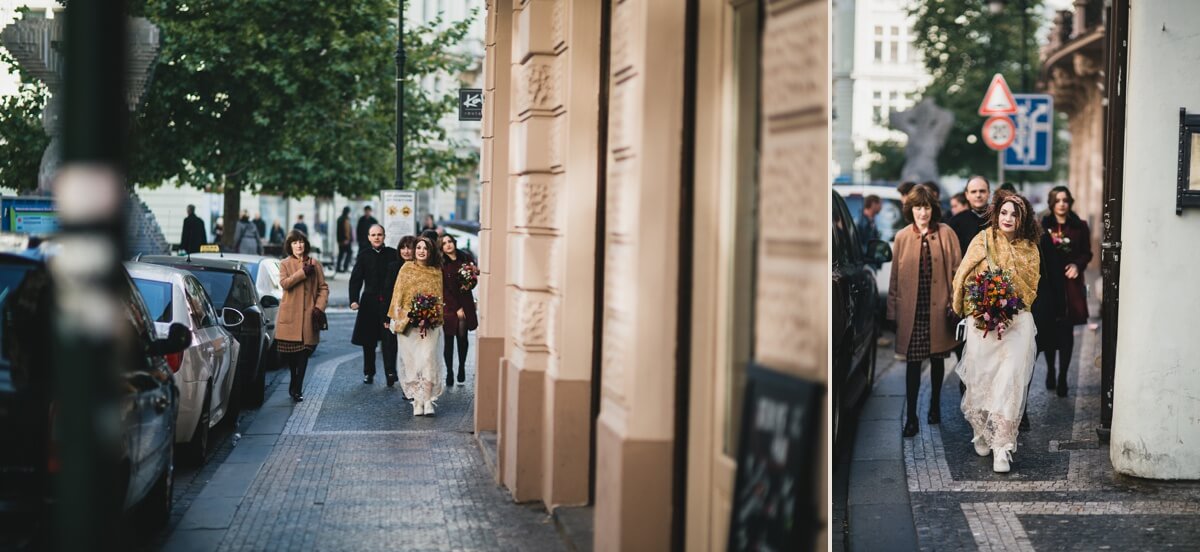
[137,256,271,409]
[832,184,904,305]
[832,191,892,451]
[0,242,188,546]
[126,262,242,466]
[190,253,282,370]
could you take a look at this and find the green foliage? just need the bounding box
[0,47,49,193]
[909,0,1052,181]
[866,139,906,182]
[127,0,477,197]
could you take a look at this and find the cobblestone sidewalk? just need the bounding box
[903,324,1200,550]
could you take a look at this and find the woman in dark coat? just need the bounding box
[439,234,478,386]
[1035,186,1092,397]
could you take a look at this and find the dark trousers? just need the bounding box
[906,358,946,421]
[443,324,469,381]
[286,350,312,397]
[363,331,399,379]
[337,243,353,272]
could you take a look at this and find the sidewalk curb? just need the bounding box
[846,358,919,552]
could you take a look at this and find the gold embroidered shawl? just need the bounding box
[388,263,444,321]
[952,228,1040,315]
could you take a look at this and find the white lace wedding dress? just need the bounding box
[396,325,446,411]
[955,311,1037,454]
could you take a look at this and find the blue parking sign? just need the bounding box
[1003,94,1054,171]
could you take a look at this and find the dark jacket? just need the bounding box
[946,209,989,257]
[1032,234,1066,352]
[293,221,309,236]
[233,219,263,255]
[181,214,207,253]
[336,214,352,245]
[252,217,266,240]
[1040,213,1092,325]
[441,250,479,335]
[349,245,400,345]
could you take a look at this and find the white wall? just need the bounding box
[1110,0,1200,479]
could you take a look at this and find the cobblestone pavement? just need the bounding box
[159,312,566,551]
[902,324,1200,550]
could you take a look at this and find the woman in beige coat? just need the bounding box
[888,185,962,437]
[277,230,329,402]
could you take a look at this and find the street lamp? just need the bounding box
[396,1,406,190]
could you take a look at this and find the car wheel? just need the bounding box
[181,382,211,466]
[138,444,173,530]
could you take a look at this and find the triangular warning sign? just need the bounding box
[979,74,1018,116]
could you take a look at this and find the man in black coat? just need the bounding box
[180,204,207,253]
[356,206,379,254]
[350,224,401,386]
[945,175,991,254]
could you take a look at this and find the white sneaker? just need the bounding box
[424,401,435,415]
[413,401,425,416]
[992,449,1011,473]
[973,439,990,457]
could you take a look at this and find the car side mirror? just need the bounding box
[866,239,892,264]
[260,295,280,308]
[148,322,191,356]
[222,307,245,328]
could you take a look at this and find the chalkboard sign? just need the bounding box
[727,364,824,552]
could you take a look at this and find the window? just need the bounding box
[873,25,884,62]
[132,278,174,323]
[184,276,218,328]
[873,91,884,125]
[890,26,900,62]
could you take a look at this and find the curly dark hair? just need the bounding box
[414,236,443,268]
[902,184,943,226]
[988,189,1041,243]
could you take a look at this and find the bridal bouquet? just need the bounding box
[963,268,1026,339]
[458,262,480,291]
[407,294,444,338]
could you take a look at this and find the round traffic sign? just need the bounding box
[982,116,1015,151]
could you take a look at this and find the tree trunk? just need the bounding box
[222,175,241,252]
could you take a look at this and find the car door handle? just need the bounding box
[153,396,169,413]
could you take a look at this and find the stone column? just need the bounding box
[477,0,514,438]
[757,0,829,546]
[594,0,686,549]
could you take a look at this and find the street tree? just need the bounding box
[0,48,49,192]
[127,0,478,249]
[889,0,1049,181]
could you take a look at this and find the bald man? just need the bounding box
[349,224,401,386]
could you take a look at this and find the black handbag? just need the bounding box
[312,308,328,331]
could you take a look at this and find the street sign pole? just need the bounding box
[998,151,1005,188]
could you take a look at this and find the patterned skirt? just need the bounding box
[277,339,315,355]
[907,235,949,362]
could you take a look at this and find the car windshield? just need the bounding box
[132,278,173,323]
[0,263,36,367]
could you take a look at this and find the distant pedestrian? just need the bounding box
[233,210,263,255]
[213,218,224,248]
[388,236,446,416]
[336,206,353,273]
[252,212,266,241]
[180,204,206,253]
[350,224,401,387]
[278,230,329,402]
[856,194,882,255]
[356,206,379,254]
[897,181,917,197]
[419,229,439,245]
[1034,186,1091,397]
[420,214,437,234]
[439,234,478,387]
[269,221,286,245]
[950,192,968,217]
[889,185,962,439]
[293,214,309,236]
[952,190,1041,473]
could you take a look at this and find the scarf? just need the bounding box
[952,228,1040,315]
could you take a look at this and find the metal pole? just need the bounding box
[1021,0,1029,93]
[54,0,129,548]
[396,0,406,190]
[998,150,1005,187]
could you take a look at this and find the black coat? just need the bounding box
[349,246,400,345]
[1032,234,1065,352]
[946,209,989,255]
[181,214,206,253]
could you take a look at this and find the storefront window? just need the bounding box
[724,0,761,456]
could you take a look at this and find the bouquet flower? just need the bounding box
[963,268,1026,339]
[1050,227,1072,254]
[458,262,480,291]
[407,294,444,338]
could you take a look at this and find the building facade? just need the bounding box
[477,0,828,549]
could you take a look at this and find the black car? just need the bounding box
[832,191,892,450]
[138,256,274,409]
[0,245,188,547]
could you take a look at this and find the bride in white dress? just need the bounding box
[388,236,446,415]
[951,191,1041,473]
